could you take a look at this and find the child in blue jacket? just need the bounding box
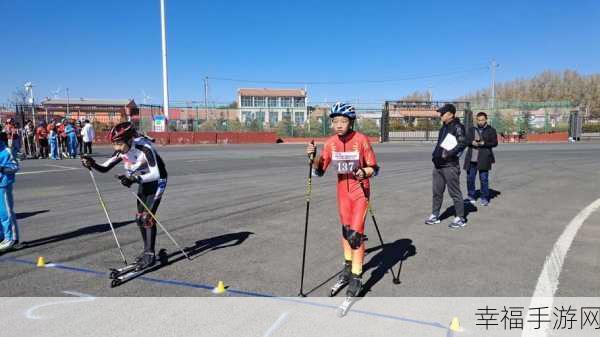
[49,124,59,160]
[0,132,20,252]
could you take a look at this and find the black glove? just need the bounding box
[306,141,316,160]
[81,155,95,169]
[0,167,4,174]
[117,174,140,188]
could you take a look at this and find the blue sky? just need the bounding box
[1,0,599,106]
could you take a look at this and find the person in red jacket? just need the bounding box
[305,102,379,298]
[35,121,49,159]
[58,120,67,157]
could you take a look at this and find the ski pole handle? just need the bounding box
[307,140,316,163]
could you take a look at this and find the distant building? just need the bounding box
[41,98,138,125]
[387,101,440,119]
[238,88,307,127]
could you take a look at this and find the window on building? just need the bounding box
[268,97,279,107]
[282,110,292,120]
[294,97,305,107]
[242,111,254,122]
[254,96,266,107]
[255,111,265,123]
[281,97,292,107]
[269,111,278,125]
[295,111,305,125]
[241,96,253,107]
[108,112,117,120]
[86,112,95,120]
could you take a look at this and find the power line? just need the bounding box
[206,66,488,86]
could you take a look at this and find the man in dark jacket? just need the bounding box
[425,104,468,229]
[464,112,498,206]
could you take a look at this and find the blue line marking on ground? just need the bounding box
[1,256,449,334]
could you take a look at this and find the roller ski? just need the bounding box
[337,274,362,318]
[330,262,352,297]
[109,250,166,288]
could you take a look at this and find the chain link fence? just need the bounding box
[470,100,576,136]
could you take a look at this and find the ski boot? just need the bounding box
[330,261,352,297]
[135,251,156,271]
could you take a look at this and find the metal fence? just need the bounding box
[135,105,382,137]
[5,100,581,143]
[470,100,577,135]
[382,101,472,142]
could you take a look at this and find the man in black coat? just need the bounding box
[464,112,498,206]
[425,104,468,229]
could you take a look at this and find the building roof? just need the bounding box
[238,88,306,97]
[42,98,135,106]
[390,109,439,118]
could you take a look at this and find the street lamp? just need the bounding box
[24,82,35,123]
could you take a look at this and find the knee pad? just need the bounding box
[136,212,155,228]
[342,225,364,249]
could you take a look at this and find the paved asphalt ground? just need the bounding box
[0,142,599,299]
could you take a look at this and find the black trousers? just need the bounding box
[83,142,93,154]
[38,139,49,158]
[136,180,167,253]
[78,137,83,155]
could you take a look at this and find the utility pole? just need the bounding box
[160,0,170,122]
[204,77,208,110]
[490,59,499,113]
[66,87,70,118]
[427,85,433,103]
[24,82,35,123]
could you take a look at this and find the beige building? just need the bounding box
[238,88,307,127]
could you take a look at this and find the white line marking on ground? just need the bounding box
[185,159,212,163]
[44,164,80,170]
[25,290,96,320]
[17,169,75,175]
[17,164,79,175]
[261,312,289,337]
[522,198,600,337]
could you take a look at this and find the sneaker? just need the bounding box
[466,197,477,205]
[424,214,441,225]
[448,217,467,229]
[0,239,16,251]
[479,199,489,206]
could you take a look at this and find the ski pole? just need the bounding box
[358,180,401,284]
[298,140,315,297]
[128,191,191,261]
[88,169,128,265]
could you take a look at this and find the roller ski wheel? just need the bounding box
[110,279,120,288]
[109,263,137,279]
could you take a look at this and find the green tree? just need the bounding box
[357,118,380,136]
[276,119,293,137]
[305,115,325,137]
[227,118,243,131]
[200,119,218,131]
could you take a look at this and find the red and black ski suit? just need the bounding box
[313,130,379,275]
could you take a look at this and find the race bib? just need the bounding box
[332,151,360,174]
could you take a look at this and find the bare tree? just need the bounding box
[463,70,600,116]
[400,90,430,101]
[8,87,29,106]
